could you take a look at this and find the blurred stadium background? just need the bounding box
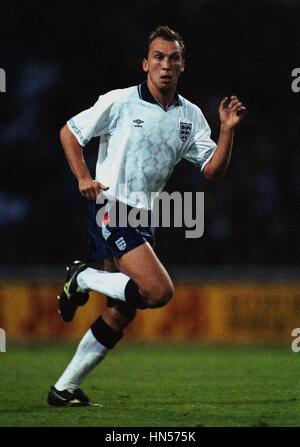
[0,0,299,426]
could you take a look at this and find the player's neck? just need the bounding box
[146,79,177,111]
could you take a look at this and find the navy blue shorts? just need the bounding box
[86,200,155,262]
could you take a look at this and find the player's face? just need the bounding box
[143,38,185,93]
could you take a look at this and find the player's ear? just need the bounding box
[142,58,149,73]
[181,59,185,73]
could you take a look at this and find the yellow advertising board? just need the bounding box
[0,281,299,344]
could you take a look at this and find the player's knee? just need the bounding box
[105,303,137,330]
[145,283,174,309]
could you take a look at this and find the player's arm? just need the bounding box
[202,96,245,181]
[60,124,108,200]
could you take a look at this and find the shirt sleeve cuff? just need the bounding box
[200,146,216,171]
[67,119,90,147]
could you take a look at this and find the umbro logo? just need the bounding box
[133,119,144,127]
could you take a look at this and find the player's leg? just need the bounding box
[48,257,137,406]
[91,257,138,334]
[76,242,174,310]
[113,241,174,308]
[49,201,143,405]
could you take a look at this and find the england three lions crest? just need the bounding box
[180,122,192,142]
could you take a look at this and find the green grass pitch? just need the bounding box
[0,342,299,427]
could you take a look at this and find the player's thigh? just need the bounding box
[113,242,174,299]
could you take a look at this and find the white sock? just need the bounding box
[54,329,109,391]
[77,267,130,301]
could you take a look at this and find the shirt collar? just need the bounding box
[138,81,182,110]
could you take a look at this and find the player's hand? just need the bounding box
[78,178,109,200]
[219,96,246,131]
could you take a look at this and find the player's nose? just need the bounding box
[162,57,170,69]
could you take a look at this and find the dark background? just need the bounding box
[0,0,299,270]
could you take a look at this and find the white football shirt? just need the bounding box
[67,82,216,209]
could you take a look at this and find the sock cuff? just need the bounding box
[124,279,148,309]
[91,316,123,349]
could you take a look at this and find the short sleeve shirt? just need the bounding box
[68,82,216,209]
